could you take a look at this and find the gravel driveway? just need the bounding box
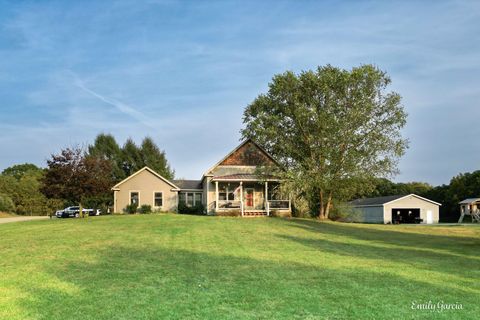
[0,216,49,224]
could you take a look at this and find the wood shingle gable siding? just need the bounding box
[219,140,275,166]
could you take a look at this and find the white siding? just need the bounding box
[351,195,440,224]
[383,195,439,224]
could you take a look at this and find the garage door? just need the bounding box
[391,208,421,224]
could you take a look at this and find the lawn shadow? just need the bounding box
[17,244,480,320]
[285,219,480,257]
[275,233,480,284]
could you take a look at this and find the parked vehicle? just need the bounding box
[55,206,101,218]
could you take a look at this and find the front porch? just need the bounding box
[212,179,290,217]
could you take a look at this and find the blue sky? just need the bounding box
[0,0,479,185]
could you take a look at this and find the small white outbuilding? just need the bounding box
[349,194,441,224]
[458,198,480,223]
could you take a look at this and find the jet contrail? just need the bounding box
[68,70,154,128]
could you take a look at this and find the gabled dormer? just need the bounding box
[203,138,279,178]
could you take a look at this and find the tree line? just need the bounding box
[0,135,173,215]
[360,177,476,222]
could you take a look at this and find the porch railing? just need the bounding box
[214,199,290,217]
[217,200,242,209]
[267,200,290,210]
[217,200,244,216]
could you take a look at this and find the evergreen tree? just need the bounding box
[88,133,124,182]
[121,139,143,177]
[140,137,175,180]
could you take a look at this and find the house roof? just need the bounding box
[202,138,280,178]
[173,180,203,190]
[111,167,180,191]
[212,173,279,181]
[349,195,406,206]
[349,194,442,207]
[459,198,480,204]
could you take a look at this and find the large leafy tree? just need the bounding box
[0,163,62,215]
[2,163,43,180]
[242,64,408,219]
[41,148,113,206]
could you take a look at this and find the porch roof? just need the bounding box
[212,173,279,182]
[459,198,480,205]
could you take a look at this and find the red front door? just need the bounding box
[245,188,254,209]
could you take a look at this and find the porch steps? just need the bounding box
[243,211,268,217]
[472,210,480,223]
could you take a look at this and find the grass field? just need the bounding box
[1,214,479,319]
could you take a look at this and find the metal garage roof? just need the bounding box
[349,195,405,206]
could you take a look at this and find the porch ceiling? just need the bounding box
[212,173,279,182]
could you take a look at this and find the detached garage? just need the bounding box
[349,194,441,224]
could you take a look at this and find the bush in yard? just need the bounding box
[98,204,110,215]
[138,204,152,214]
[82,195,112,213]
[178,202,205,215]
[0,193,15,213]
[329,202,362,222]
[125,203,138,214]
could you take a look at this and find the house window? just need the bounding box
[194,193,202,205]
[218,185,227,201]
[130,192,139,205]
[179,193,186,204]
[227,189,235,201]
[179,192,203,207]
[154,192,163,207]
[187,193,194,206]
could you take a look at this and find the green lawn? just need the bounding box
[1,215,479,319]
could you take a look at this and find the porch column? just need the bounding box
[113,190,117,213]
[215,181,219,211]
[176,191,179,213]
[240,181,243,217]
[265,181,269,216]
[206,178,209,211]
